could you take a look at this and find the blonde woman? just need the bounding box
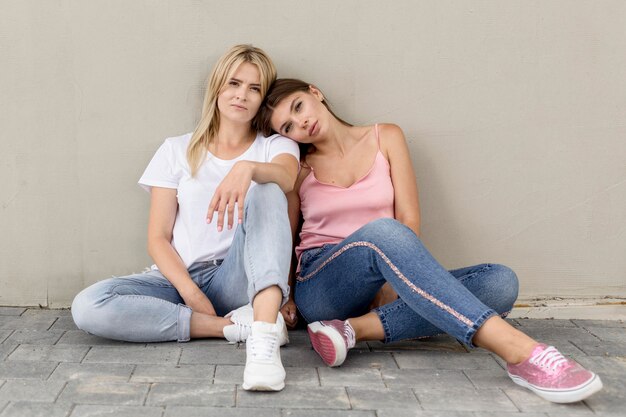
[71,45,299,391]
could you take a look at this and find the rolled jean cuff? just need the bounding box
[177,303,192,342]
[463,309,498,349]
[373,307,394,344]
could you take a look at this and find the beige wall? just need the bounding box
[1,1,625,307]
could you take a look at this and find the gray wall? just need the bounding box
[1,1,625,307]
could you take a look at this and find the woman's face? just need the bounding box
[217,62,263,125]
[270,87,326,143]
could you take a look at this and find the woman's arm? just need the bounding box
[148,187,217,316]
[379,123,421,236]
[206,154,299,232]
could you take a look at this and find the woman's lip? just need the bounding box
[309,121,317,136]
[231,104,247,110]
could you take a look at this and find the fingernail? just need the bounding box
[217,226,222,232]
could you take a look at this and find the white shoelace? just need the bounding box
[249,332,278,362]
[232,322,251,340]
[529,346,568,371]
[343,320,357,349]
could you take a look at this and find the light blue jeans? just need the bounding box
[71,183,292,343]
[295,218,519,347]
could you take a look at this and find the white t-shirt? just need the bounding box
[138,132,299,269]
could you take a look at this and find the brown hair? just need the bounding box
[256,78,351,137]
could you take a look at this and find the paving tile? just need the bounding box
[0,361,58,379]
[146,383,234,407]
[237,385,350,409]
[516,328,596,355]
[49,363,135,383]
[570,355,626,377]
[347,386,418,410]
[7,344,89,362]
[570,340,626,356]
[393,351,501,370]
[284,330,313,348]
[179,345,245,365]
[49,316,79,331]
[22,308,72,318]
[214,365,319,386]
[462,369,517,389]
[57,381,150,405]
[0,307,26,316]
[57,331,138,346]
[0,402,71,417]
[165,406,279,417]
[0,332,12,344]
[475,413,549,417]
[368,335,464,352]
[4,329,65,345]
[583,374,626,414]
[279,346,326,367]
[0,380,66,402]
[572,319,626,329]
[0,345,17,362]
[382,369,473,389]
[0,316,56,331]
[84,346,180,364]
[581,327,626,343]
[131,364,214,383]
[414,388,517,412]
[319,367,384,387]
[283,410,375,417]
[515,319,577,328]
[377,411,468,417]
[0,308,26,317]
[503,387,593,413]
[70,404,164,417]
[335,351,398,369]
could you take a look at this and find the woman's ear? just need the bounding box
[308,85,324,101]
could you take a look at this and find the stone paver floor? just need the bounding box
[0,307,624,416]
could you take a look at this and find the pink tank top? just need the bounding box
[296,125,395,266]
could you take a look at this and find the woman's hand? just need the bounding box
[206,161,254,232]
[181,286,217,316]
[280,298,298,329]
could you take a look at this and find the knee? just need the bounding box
[70,281,112,335]
[359,218,416,244]
[71,287,95,332]
[245,183,286,212]
[489,264,519,312]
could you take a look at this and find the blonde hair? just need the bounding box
[187,44,276,176]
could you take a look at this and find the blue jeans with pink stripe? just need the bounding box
[294,218,519,347]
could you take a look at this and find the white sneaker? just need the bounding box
[223,322,251,343]
[224,303,289,345]
[242,321,285,391]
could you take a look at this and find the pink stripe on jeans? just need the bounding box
[297,241,475,328]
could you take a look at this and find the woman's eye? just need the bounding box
[285,123,292,134]
[295,102,302,112]
[229,80,239,86]
[251,86,261,92]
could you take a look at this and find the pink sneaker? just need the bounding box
[307,320,356,367]
[507,343,603,403]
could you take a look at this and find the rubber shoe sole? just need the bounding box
[307,322,347,367]
[508,371,603,403]
[242,379,285,391]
